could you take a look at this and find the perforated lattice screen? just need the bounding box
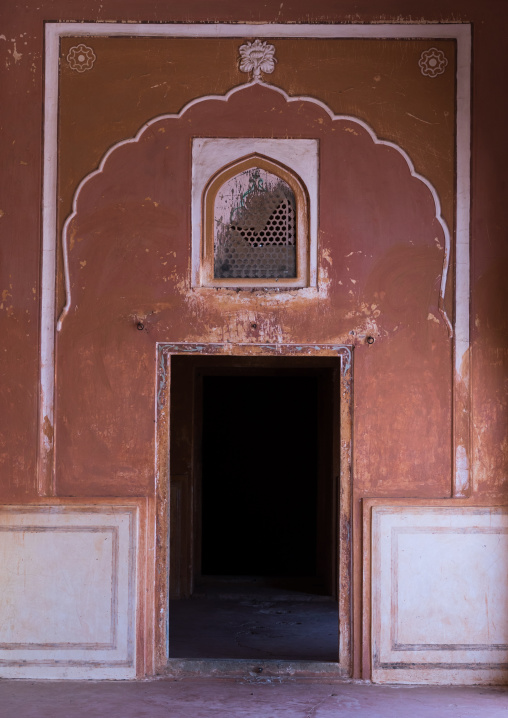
[214,168,296,279]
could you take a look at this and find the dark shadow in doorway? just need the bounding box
[169,577,338,661]
[168,359,339,663]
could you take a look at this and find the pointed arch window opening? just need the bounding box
[201,154,310,288]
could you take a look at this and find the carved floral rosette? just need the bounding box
[419,48,448,78]
[67,44,96,73]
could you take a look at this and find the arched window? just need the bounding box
[201,155,309,288]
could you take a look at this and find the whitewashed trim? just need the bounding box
[39,25,60,495]
[40,22,471,495]
[455,28,472,374]
[45,22,470,39]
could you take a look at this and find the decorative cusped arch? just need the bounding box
[56,80,451,328]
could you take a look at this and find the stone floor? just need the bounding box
[8,579,503,717]
[1,680,507,718]
[168,578,338,661]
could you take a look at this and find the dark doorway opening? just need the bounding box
[201,374,318,578]
[168,356,339,663]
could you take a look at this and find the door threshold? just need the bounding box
[164,658,348,680]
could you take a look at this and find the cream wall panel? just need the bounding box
[0,506,138,679]
[372,507,508,685]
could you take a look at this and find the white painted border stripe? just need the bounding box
[39,26,60,494]
[455,30,471,373]
[46,22,469,39]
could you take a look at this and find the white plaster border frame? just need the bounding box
[40,22,471,497]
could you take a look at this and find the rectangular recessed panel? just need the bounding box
[371,507,508,685]
[0,506,137,679]
[396,529,508,647]
[0,527,115,646]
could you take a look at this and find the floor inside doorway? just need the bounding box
[168,577,338,662]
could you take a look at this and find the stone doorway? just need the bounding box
[165,353,347,670]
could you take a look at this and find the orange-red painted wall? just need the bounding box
[1,0,507,680]
[55,82,450,497]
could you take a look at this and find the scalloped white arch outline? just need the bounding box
[57,79,452,331]
[40,22,471,499]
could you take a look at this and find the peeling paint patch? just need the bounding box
[427,312,440,324]
[12,42,22,63]
[321,247,332,265]
[455,445,469,496]
[42,415,54,449]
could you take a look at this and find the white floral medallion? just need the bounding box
[419,47,448,78]
[67,44,96,73]
[238,39,277,81]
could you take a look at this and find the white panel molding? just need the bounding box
[0,505,138,679]
[372,507,508,685]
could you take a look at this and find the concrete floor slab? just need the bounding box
[0,680,507,718]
